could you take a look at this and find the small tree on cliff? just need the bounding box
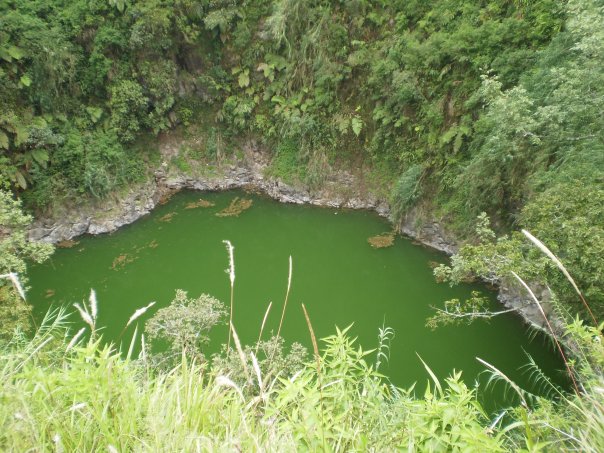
[0,190,54,340]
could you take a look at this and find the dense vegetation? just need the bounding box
[2,0,602,318]
[1,0,603,450]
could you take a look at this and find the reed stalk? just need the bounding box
[522,229,599,327]
[512,271,580,395]
[119,301,156,339]
[277,256,293,339]
[301,303,326,451]
[255,301,272,356]
[223,240,236,350]
[230,321,250,383]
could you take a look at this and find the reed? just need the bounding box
[73,288,100,334]
[223,240,235,350]
[522,229,599,327]
[2,302,602,451]
[255,301,272,356]
[118,301,156,339]
[230,321,250,383]
[126,301,156,328]
[277,256,292,339]
[301,303,326,450]
[0,272,26,300]
[511,271,580,395]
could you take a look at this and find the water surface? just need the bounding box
[29,190,566,409]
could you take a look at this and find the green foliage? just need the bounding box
[0,316,506,451]
[212,335,307,395]
[425,291,495,330]
[390,164,423,219]
[5,308,603,451]
[449,0,604,226]
[109,80,149,143]
[436,207,604,319]
[0,191,53,339]
[23,128,145,206]
[520,183,604,317]
[139,60,178,133]
[145,289,226,364]
[265,138,306,183]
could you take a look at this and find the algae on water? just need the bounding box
[111,253,135,270]
[368,232,395,248]
[159,212,177,223]
[185,198,215,209]
[56,239,79,248]
[216,197,253,217]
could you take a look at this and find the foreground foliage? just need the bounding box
[0,190,53,340]
[0,306,602,452]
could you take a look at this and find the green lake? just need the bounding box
[29,189,567,409]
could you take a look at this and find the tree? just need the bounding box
[145,289,226,365]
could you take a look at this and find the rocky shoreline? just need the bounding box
[28,137,548,331]
[29,142,459,254]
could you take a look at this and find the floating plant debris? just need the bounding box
[215,197,253,217]
[185,198,215,209]
[134,240,159,254]
[368,232,395,248]
[111,253,136,270]
[57,239,79,248]
[159,212,177,223]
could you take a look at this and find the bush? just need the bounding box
[390,164,423,220]
[109,80,149,143]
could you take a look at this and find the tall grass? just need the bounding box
[0,312,510,451]
[223,240,236,350]
[1,325,601,451]
[277,255,293,339]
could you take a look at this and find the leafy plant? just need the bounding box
[145,289,226,364]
